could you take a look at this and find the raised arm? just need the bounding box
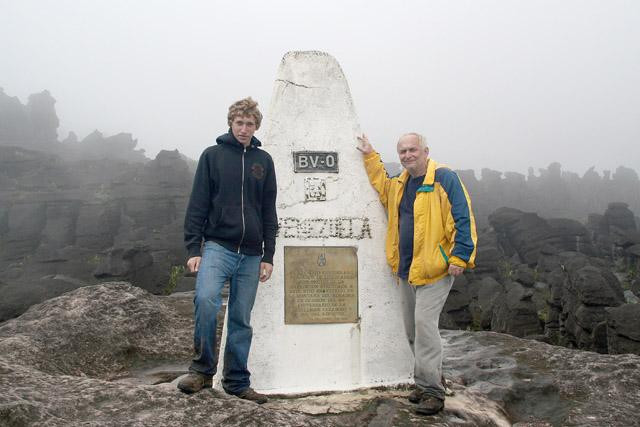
[357,133,393,209]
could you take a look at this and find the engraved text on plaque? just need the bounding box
[284,246,358,324]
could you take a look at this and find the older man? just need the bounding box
[357,133,477,416]
[178,97,277,404]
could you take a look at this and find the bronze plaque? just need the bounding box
[284,246,358,324]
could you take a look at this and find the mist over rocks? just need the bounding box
[0,88,59,148]
[384,159,640,230]
[0,88,146,161]
[0,88,197,322]
[61,130,148,163]
[385,159,640,232]
[457,164,640,229]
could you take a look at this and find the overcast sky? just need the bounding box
[1,0,638,175]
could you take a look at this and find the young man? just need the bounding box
[357,132,477,416]
[178,97,277,404]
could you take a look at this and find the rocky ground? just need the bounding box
[1,282,639,426]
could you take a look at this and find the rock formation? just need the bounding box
[442,204,640,357]
[0,145,193,321]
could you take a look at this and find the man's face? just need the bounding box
[397,135,428,176]
[231,115,257,147]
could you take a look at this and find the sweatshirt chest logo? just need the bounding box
[251,163,265,179]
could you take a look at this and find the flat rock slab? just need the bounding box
[1,282,640,426]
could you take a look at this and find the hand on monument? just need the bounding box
[187,256,201,273]
[259,262,273,282]
[356,133,374,154]
[448,264,464,277]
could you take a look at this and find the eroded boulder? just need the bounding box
[491,281,543,337]
[606,304,640,355]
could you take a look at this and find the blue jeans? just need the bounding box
[189,241,261,394]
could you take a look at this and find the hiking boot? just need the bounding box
[416,396,445,416]
[234,387,268,404]
[177,372,212,394]
[408,388,424,403]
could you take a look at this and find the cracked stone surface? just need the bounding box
[275,79,321,89]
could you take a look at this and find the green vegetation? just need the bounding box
[164,265,185,295]
[533,266,540,282]
[613,256,638,291]
[537,307,549,324]
[468,316,484,332]
[623,264,638,291]
[497,259,515,281]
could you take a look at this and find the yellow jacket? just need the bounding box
[363,152,477,285]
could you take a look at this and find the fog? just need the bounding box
[1,0,638,174]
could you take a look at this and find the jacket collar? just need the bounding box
[398,159,437,185]
[423,158,437,185]
[216,131,262,150]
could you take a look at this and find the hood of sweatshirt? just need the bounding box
[216,130,262,149]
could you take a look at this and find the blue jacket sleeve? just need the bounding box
[437,168,477,266]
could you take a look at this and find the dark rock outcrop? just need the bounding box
[489,207,596,265]
[472,227,504,276]
[441,274,472,328]
[0,146,193,321]
[606,304,640,355]
[536,251,626,353]
[468,276,504,330]
[604,202,638,233]
[490,281,543,337]
[447,201,639,356]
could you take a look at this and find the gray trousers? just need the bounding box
[400,275,454,400]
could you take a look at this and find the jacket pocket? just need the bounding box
[438,244,450,265]
[242,208,263,246]
[419,242,449,280]
[209,206,243,241]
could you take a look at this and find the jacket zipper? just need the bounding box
[238,147,246,253]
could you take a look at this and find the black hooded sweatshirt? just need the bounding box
[184,132,278,264]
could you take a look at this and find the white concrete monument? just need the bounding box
[216,51,413,394]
